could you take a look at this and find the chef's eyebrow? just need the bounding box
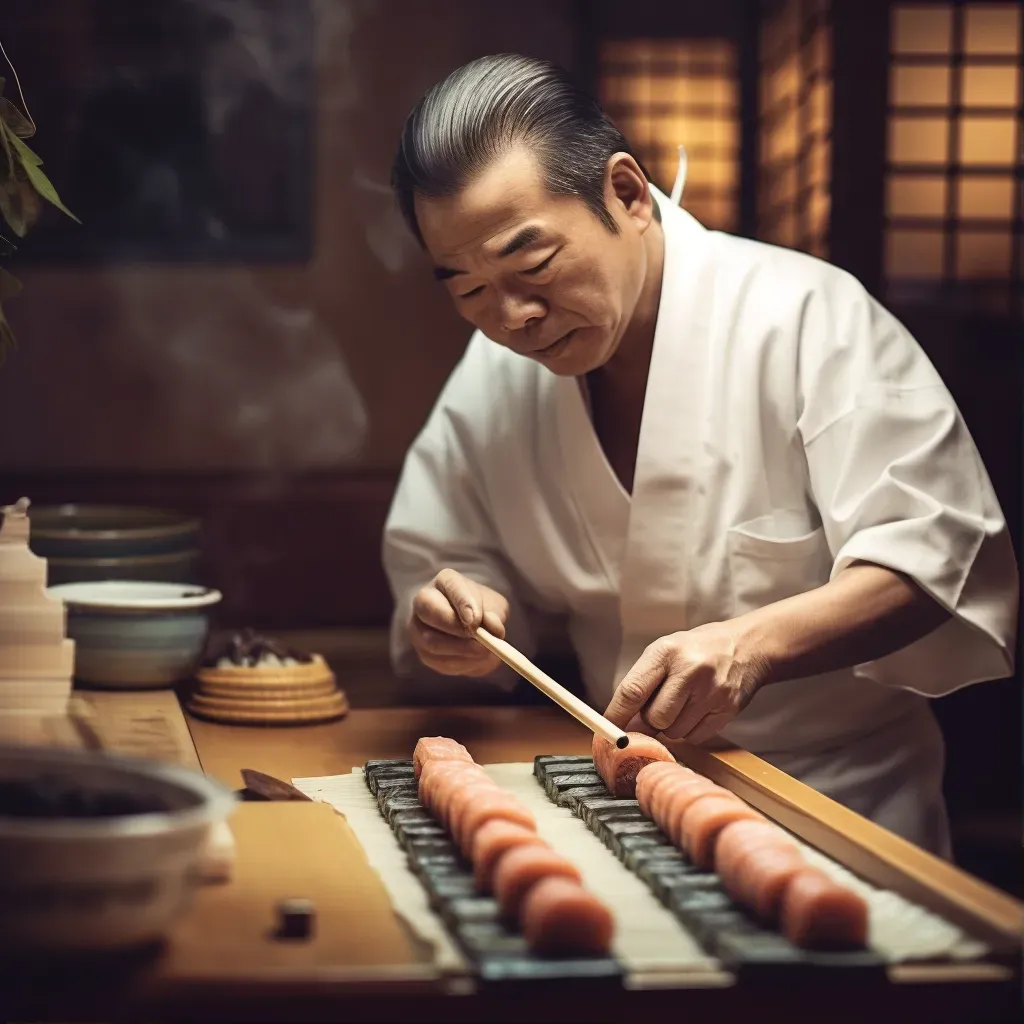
[497,225,544,257]
[432,226,546,281]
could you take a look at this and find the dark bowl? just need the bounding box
[29,505,201,560]
[45,549,202,587]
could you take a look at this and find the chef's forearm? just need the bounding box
[738,561,951,686]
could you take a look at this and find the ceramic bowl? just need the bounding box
[29,505,201,559]
[45,548,202,586]
[48,581,223,690]
[0,744,235,952]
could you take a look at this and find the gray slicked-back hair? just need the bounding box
[391,54,652,247]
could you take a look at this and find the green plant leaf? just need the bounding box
[5,124,42,167]
[6,128,80,223]
[0,97,34,139]
[0,112,11,178]
[0,180,27,237]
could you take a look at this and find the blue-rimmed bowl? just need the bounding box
[47,581,222,690]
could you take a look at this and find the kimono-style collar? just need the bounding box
[551,185,718,691]
[613,188,719,679]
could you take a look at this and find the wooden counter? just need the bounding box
[0,692,1019,1023]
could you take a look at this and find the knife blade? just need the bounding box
[240,768,312,801]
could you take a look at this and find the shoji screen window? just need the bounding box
[598,39,740,231]
[885,3,1023,314]
[757,0,833,258]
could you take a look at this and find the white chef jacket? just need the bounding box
[382,186,1018,856]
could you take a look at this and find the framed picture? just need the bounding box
[5,0,314,264]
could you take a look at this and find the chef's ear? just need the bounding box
[605,153,655,233]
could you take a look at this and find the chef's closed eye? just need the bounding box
[521,252,558,276]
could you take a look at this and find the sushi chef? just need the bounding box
[382,54,1018,857]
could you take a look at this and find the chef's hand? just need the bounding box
[603,622,771,745]
[409,568,510,677]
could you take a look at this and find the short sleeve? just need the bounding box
[797,279,1017,696]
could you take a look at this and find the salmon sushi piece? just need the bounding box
[592,732,676,798]
[432,772,494,826]
[458,794,536,857]
[780,868,869,950]
[418,757,485,803]
[656,778,722,840]
[635,761,693,816]
[734,844,808,921]
[651,774,719,825]
[413,736,474,778]
[446,778,503,840]
[716,819,796,890]
[680,793,765,868]
[492,843,582,918]
[471,820,549,891]
[420,760,489,814]
[426,771,491,824]
[521,876,615,957]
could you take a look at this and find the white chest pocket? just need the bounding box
[726,511,833,613]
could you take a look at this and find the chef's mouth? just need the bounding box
[535,328,577,357]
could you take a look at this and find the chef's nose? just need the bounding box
[497,289,546,332]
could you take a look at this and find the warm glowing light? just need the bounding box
[961,66,1020,107]
[599,38,740,231]
[964,4,1022,55]
[957,231,1013,277]
[887,176,947,217]
[958,117,1017,166]
[887,229,945,277]
[890,66,952,106]
[893,6,953,54]
[889,117,949,164]
[958,177,1015,219]
[757,0,833,257]
[885,2,1022,302]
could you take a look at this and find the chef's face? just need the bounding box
[414,146,657,376]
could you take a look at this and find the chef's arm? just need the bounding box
[382,410,536,683]
[740,560,951,685]
[605,559,953,739]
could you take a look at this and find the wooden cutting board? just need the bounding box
[0,690,201,769]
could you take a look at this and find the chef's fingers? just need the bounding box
[480,587,510,639]
[433,568,485,631]
[640,667,701,732]
[413,583,468,637]
[625,713,658,736]
[409,617,483,657]
[480,605,507,639]
[418,651,501,677]
[603,640,672,727]
[682,710,735,746]
[660,692,712,739]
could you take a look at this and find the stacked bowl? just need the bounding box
[29,505,202,587]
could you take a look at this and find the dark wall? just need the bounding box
[0,0,581,628]
[0,0,581,475]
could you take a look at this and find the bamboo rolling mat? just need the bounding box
[294,762,992,975]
